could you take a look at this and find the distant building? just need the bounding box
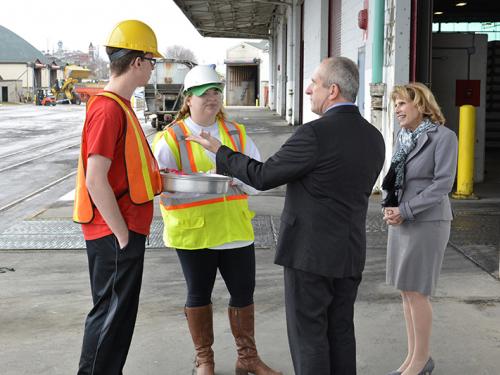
[88,42,96,61]
[0,25,63,102]
[44,40,93,67]
[225,41,270,107]
[44,41,109,80]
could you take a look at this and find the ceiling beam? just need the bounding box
[173,0,277,39]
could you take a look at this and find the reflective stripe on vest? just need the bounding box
[73,93,162,224]
[160,118,247,209]
[157,118,254,249]
[172,121,197,172]
[220,119,245,154]
[162,119,246,173]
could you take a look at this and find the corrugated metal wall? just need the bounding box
[226,65,258,106]
[329,0,342,57]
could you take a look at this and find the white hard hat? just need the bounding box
[184,65,224,95]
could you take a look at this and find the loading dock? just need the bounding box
[430,1,500,187]
[225,62,259,106]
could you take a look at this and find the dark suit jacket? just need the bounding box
[216,105,385,277]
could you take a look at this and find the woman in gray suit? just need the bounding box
[382,82,458,375]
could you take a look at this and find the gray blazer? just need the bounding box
[397,125,458,221]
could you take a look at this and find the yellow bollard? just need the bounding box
[452,104,477,199]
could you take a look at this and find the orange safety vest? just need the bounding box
[73,92,162,224]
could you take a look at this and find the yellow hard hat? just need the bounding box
[105,20,164,58]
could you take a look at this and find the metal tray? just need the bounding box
[161,172,231,194]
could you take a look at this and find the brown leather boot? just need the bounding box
[228,304,282,375]
[185,305,215,375]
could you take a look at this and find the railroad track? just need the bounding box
[0,130,158,215]
[0,142,81,173]
[0,133,81,161]
[0,171,77,214]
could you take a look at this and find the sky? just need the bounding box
[0,0,259,71]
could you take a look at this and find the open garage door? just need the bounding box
[424,0,500,187]
[226,64,259,106]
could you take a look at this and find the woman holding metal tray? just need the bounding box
[152,65,282,375]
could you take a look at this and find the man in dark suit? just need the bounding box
[187,57,385,375]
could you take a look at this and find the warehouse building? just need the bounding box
[174,0,500,186]
[0,25,63,103]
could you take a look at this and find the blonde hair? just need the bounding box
[390,82,446,125]
[170,93,226,126]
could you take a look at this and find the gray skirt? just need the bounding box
[386,220,451,296]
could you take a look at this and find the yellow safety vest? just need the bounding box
[73,92,162,224]
[153,118,255,249]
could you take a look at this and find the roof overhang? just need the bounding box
[34,59,46,69]
[173,0,291,39]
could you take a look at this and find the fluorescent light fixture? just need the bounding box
[434,11,444,15]
[456,2,467,6]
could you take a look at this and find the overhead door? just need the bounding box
[226,65,259,106]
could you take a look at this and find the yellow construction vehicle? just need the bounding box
[51,65,92,104]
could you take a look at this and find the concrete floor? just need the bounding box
[1,205,500,375]
[0,106,499,374]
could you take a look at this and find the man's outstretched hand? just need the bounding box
[186,131,222,154]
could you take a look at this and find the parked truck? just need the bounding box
[145,59,195,131]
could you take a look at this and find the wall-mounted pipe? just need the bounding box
[370,0,386,132]
[371,0,385,83]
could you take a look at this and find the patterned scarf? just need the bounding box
[381,118,437,207]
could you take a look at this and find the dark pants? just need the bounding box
[78,231,146,375]
[284,267,362,375]
[176,244,255,307]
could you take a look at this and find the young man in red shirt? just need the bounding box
[74,20,163,375]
